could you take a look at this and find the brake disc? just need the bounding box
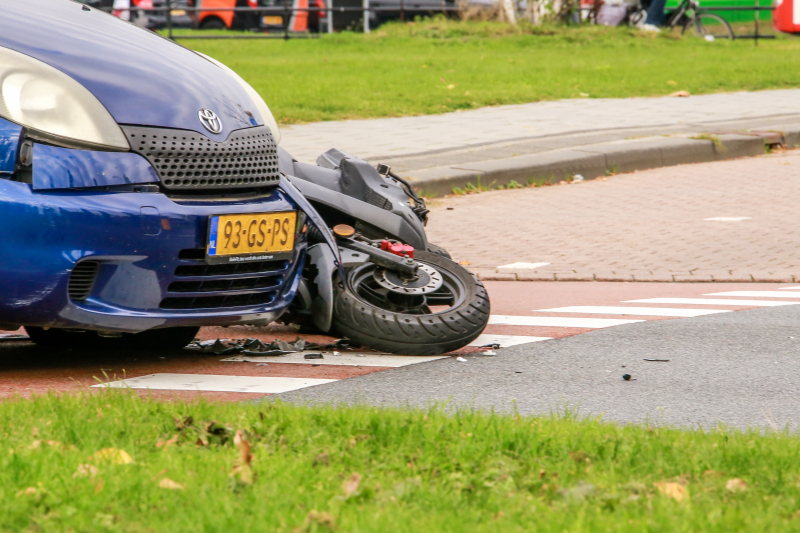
[373,263,443,295]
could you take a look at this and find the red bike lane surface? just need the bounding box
[0,281,797,401]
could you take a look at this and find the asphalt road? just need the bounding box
[276,303,800,430]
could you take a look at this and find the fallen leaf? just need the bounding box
[299,510,336,532]
[314,452,330,467]
[234,430,252,468]
[94,479,104,493]
[669,90,690,97]
[343,473,362,497]
[667,80,678,85]
[92,448,133,465]
[655,482,688,502]
[704,469,724,477]
[158,478,184,490]
[458,261,471,266]
[230,429,254,485]
[569,450,589,463]
[447,84,455,90]
[15,486,41,497]
[726,478,747,492]
[156,435,179,449]
[73,464,99,479]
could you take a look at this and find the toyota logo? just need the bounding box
[198,108,222,134]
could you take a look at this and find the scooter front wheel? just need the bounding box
[331,251,490,355]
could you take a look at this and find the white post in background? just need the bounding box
[501,0,517,24]
[363,0,370,32]
[328,0,334,33]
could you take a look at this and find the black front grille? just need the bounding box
[160,291,277,310]
[68,261,100,301]
[174,260,289,278]
[168,275,282,293]
[122,125,280,193]
[159,249,289,310]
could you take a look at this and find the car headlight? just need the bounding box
[198,53,282,144]
[0,47,129,151]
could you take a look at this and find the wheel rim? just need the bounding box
[347,261,467,316]
[694,14,733,38]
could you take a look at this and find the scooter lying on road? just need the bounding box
[277,147,491,355]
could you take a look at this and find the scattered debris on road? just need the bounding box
[187,337,351,356]
[622,374,634,381]
[644,359,670,362]
[456,357,468,362]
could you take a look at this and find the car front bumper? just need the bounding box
[0,179,307,333]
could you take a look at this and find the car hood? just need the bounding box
[0,0,262,142]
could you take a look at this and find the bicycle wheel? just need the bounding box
[683,12,734,39]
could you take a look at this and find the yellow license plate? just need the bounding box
[208,212,296,260]
[170,9,187,16]
[262,15,283,25]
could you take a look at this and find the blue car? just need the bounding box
[0,0,318,348]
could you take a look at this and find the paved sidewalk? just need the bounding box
[280,90,800,196]
[425,150,800,282]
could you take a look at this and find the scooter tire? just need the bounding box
[331,251,489,355]
[426,242,452,260]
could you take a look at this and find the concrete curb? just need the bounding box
[402,127,800,197]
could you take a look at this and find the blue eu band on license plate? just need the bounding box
[208,216,220,256]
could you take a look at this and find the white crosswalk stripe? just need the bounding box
[468,334,552,348]
[94,374,337,394]
[624,297,800,307]
[704,291,800,299]
[489,315,643,328]
[538,306,729,317]
[780,287,800,290]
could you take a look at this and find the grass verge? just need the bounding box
[176,19,800,124]
[5,389,800,531]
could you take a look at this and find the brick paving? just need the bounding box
[424,150,800,282]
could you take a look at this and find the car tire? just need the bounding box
[25,326,200,351]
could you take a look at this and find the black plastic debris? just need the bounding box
[478,343,501,349]
[187,336,352,356]
[644,358,670,362]
[622,374,632,381]
[304,353,324,360]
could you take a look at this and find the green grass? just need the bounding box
[7,390,800,531]
[175,19,800,124]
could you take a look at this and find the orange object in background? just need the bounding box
[288,0,309,31]
[192,0,318,31]
[774,0,800,33]
[193,0,238,29]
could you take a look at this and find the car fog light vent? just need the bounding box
[68,261,100,301]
